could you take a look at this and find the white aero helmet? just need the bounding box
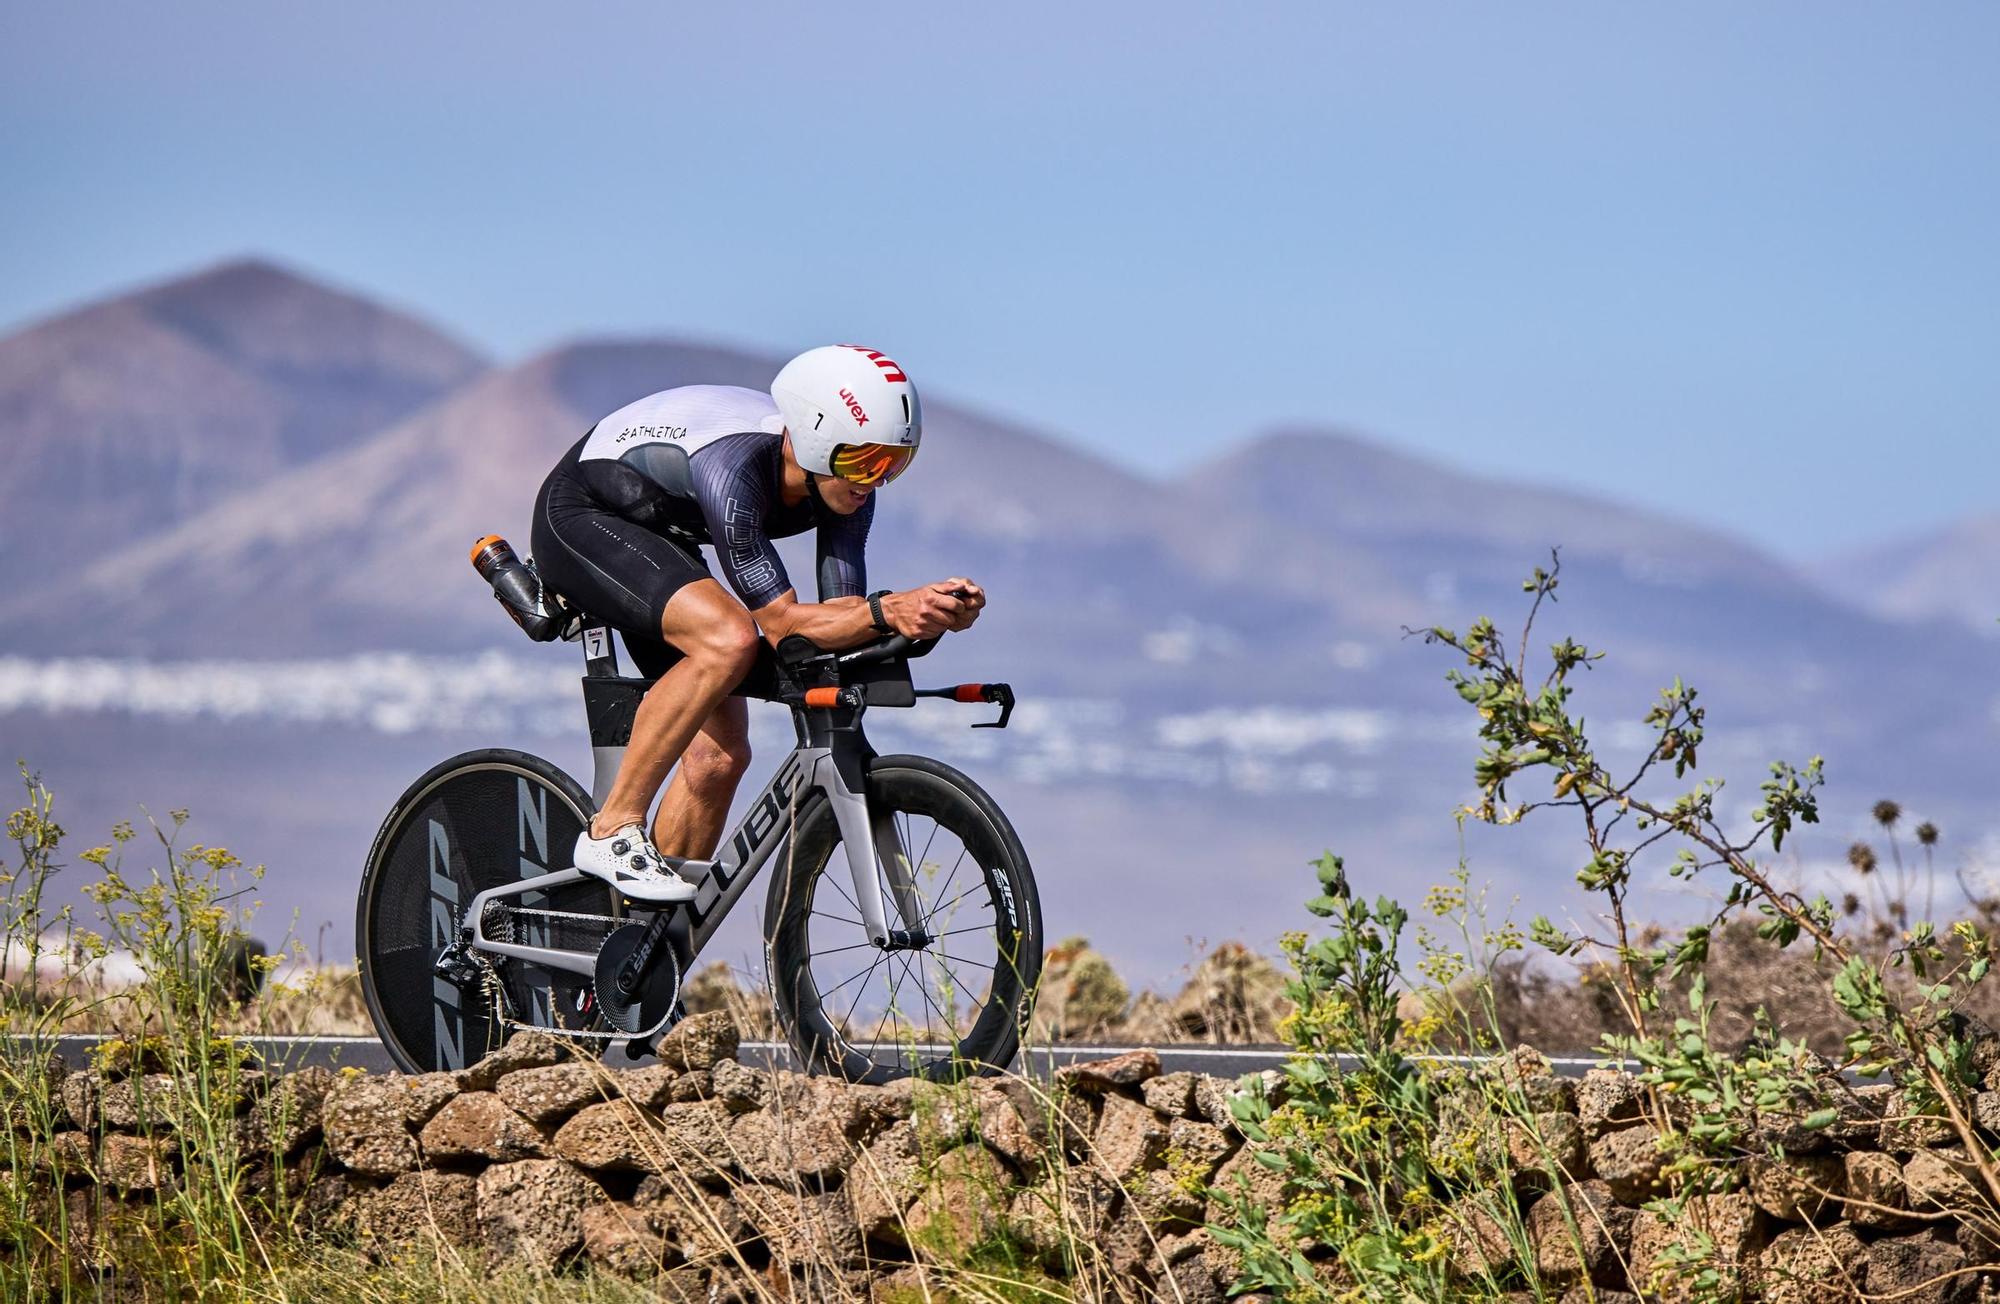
[771,345,922,485]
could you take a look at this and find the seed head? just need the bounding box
[1842,892,1861,918]
[1873,800,1902,828]
[1848,842,1878,875]
[1916,822,1939,847]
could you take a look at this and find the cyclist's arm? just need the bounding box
[816,493,872,600]
[754,586,969,648]
[752,591,878,650]
[751,493,878,648]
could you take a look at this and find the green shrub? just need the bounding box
[1206,553,2000,1300]
[0,764,320,1299]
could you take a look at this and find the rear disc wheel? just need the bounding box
[356,749,612,1073]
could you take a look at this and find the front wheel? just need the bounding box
[356,749,613,1073]
[766,755,1043,1084]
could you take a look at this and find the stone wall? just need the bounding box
[1445,1047,2000,1304]
[39,1017,1250,1301]
[33,1028,2000,1301]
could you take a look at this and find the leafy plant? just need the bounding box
[1206,551,2000,1301]
[1208,855,1551,1301]
[1422,554,2000,1210]
[0,764,331,1299]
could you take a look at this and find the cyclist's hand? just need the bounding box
[936,577,984,631]
[884,585,965,639]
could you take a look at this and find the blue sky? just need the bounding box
[5,2,1996,559]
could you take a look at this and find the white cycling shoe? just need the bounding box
[573,824,698,903]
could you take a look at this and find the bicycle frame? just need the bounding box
[462,624,924,981]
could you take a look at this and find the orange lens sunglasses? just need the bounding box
[829,442,916,486]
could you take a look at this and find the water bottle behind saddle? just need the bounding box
[470,535,565,642]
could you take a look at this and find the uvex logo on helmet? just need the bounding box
[838,388,869,426]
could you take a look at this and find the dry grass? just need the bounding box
[3,959,371,1038]
[1477,911,2000,1058]
[38,914,2000,1064]
[19,939,1296,1047]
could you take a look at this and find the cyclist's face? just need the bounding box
[816,473,872,515]
[783,428,872,515]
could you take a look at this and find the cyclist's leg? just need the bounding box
[531,473,754,843]
[651,695,751,859]
[591,580,757,838]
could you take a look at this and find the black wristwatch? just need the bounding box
[867,590,894,635]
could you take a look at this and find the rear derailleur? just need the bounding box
[434,928,484,986]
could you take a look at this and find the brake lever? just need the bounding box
[972,683,1014,730]
[915,682,1014,729]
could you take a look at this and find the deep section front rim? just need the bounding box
[767,756,1042,1084]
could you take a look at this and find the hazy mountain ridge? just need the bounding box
[4,259,1996,976]
[0,259,486,580]
[1811,514,2000,634]
[9,258,1930,678]
[18,264,1996,761]
[1188,427,1795,585]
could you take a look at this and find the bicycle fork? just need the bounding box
[810,746,927,949]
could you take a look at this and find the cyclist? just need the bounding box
[529,345,985,903]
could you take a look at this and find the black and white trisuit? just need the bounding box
[531,384,873,677]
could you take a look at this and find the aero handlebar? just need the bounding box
[837,633,941,666]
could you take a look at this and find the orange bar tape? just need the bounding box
[804,687,844,709]
[952,684,987,703]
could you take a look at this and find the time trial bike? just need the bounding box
[354,537,1043,1084]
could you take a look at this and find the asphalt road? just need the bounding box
[44,1033,1614,1081]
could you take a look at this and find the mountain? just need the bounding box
[6,259,1998,981]
[1186,428,1791,581]
[1811,515,2000,634]
[0,258,485,579]
[1171,429,1978,719]
[26,314,1999,776]
[20,338,1169,659]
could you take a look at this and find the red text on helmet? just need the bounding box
[840,346,907,383]
[839,388,870,426]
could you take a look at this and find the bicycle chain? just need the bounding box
[501,905,625,929]
[480,903,643,1041]
[478,900,512,946]
[500,1017,630,1041]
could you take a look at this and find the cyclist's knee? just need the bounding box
[683,733,751,789]
[683,613,759,676]
[714,618,761,675]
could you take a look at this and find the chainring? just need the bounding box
[593,921,683,1037]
